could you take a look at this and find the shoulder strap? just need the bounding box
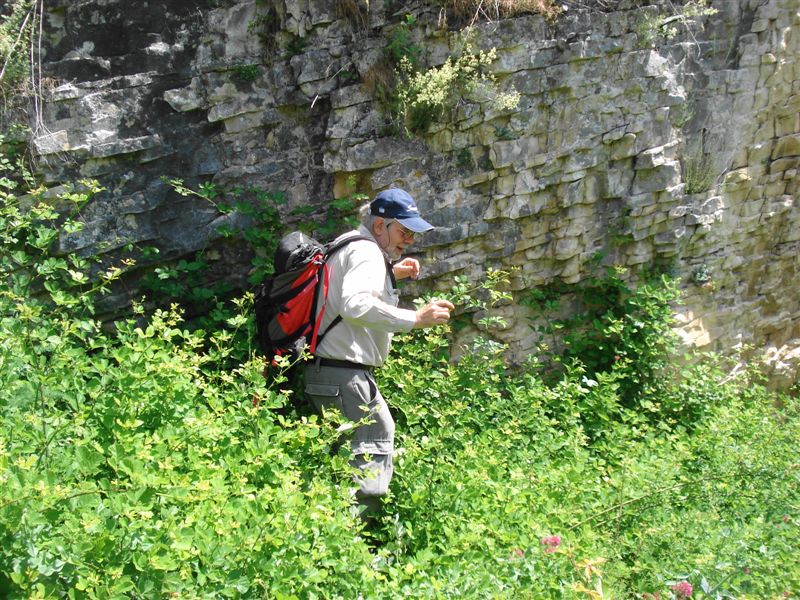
[309,234,369,353]
[325,233,396,285]
[313,234,397,350]
[386,257,397,288]
[324,233,369,259]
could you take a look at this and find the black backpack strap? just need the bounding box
[323,233,369,259]
[314,233,397,348]
[386,258,397,288]
[326,233,396,286]
[313,234,368,348]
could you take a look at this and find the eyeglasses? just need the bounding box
[387,220,417,241]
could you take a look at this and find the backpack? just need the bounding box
[253,231,368,365]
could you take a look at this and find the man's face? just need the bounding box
[374,218,417,261]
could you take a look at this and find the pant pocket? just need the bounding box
[304,382,343,415]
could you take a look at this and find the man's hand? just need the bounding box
[414,299,455,329]
[393,257,420,280]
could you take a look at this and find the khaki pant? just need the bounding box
[303,362,395,499]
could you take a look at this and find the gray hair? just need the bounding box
[360,202,379,230]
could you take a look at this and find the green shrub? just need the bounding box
[0,176,374,598]
[682,151,717,194]
[394,32,519,135]
[231,63,260,83]
[0,0,34,98]
[1,163,798,598]
[636,0,718,48]
[526,265,691,438]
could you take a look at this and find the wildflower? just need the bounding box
[540,535,561,553]
[509,548,524,559]
[671,581,693,598]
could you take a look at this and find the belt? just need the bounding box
[316,357,374,372]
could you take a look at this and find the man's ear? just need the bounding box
[373,217,387,235]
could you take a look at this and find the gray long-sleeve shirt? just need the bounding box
[314,226,416,366]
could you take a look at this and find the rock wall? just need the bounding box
[25,0,800,384]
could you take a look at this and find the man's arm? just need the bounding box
[339,243,417,332]
[339,244,453,331]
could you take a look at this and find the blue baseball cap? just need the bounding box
[370,188,434,233]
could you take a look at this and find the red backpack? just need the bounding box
[253,231,368,364]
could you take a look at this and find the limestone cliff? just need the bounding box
[17,0,800,384]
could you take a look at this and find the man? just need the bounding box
[303,188,454,515]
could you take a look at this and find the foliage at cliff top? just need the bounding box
[0,0,37,110]
[442,0,562,25]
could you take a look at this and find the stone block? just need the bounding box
[625,241,653,266]
[609,133,637,160]
[603,166,634,199]
[495,174,516,196]
[654,226,686,246]
[632,161,681,194]
[700,196,726,215]
[553,236,581,260]
[772,134,800,159]
[669,205,689,218]
[490,137,541,170]
[724,168,753,188]
[33,130,72,156]
[207,85,271,120]
[674,309,713,347]
[50,83,85,102]
[775,111,799,137]
[602,126,629,144]
[92,135,161,158]
[223,112,264,134]
[770,156,800,174]
[559,256,583,283]
[514,170,544,195]
[635,146,669,169]
[685,212,720,228]
[164,83,204,113]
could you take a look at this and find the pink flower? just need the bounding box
[540,535,561,553]
[509,548,524,559]
[671,582,693,598]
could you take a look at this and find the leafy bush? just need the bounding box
[682,150,717,194]
[635,0,718,48]
[1,165,798,598]
[443,0,561,25]
[375,320,799,599]
[231,63,260,84]
[0,0,34,98]
[524,265,703,440]
[0,177,374,598]
[394,32,520,135]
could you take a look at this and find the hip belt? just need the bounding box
[316,357,375,372]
